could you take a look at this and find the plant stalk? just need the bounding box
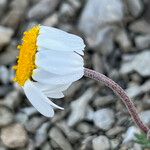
[84,68,149,134]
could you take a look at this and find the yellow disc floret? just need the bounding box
[13,25,40,86]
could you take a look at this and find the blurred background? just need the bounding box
[0,0,150,149]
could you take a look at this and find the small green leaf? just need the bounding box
[134,133,150,148]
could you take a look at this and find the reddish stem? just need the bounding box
[84,68,149,134]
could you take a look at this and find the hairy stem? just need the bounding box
[84,68,149,134]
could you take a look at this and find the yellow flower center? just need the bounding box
[13,25,40,86]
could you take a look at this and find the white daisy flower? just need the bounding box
[13,25,85,117]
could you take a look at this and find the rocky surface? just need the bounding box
[0,26,14,49]
[1,123,28,148]
[0,0,149,149]
[92,135,110,150]
[93,108,115,130]
[120,51,150,76]
[49,127,73,150]
[0,106,13,127]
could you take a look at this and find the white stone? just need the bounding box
[135,35,150,49]
[27,0,60,19]
[0,106,13,127]
[92,135,110,150]
[78,0,123,47]
[67,88,97,126]
[123,126,140,143]
[139,110,150,125]
[93,108,115,130]
[49,127,73,150]
[0,66,9,84]
[126,0,143,17]
[1,124,28,148]
[120,51,150,77]
[0,26,13,47]
[126,80,150,98]
[115,29,132,51]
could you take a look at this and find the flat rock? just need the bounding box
[15,112,28,125]
[76,122,93,134]
[0,85,13,97]
[1,0,28,28]
[125,0,143,17]
[0,41,18,65]
[42,142,53,150]
[142,98,150,109]
[0,66,9,84]
[57,121,81,143]
[129,19,150,34]
[93,95,116,108]
[25,116,46,133]
[1,123,28,148]
[126,80,150,98]
[120,51,150,77]
[0,106,13,127]
[92,26,115,55]
[92,53,104,73]
[42,13,58,26]
[64,80,82,98]
[139,110,150,125]
[123,126,140,143]
[10,0,28,9]
[0,90,20,109]
[21,107,37,116]
[35,122,50,147]
[27,0,60,19]
[93,108,115,130]
[106,126,124,138]
[135,34,150,49]
[59,3,75,19]
[78,0,123,47]
[0,26,14,48]
[0,145,7,150]
[110,139,120,149]
[133,143,142,150]
[92,135,110,150]
[67,88,96,126]
[0,0,7,17]
[49,127,73,150]
[115,29,132,52]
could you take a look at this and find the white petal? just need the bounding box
[32,68,83,85]
[35,51,84,75]
[38,26,85,53]
[44,91,64,99]
[37,46,84,56]
[24,80,63,112]
[76,50,84,56]
[33,82,71,92]
[23,80,54,117]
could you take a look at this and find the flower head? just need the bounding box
[14,25,85,117]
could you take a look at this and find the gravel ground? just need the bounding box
[0,0,150,150]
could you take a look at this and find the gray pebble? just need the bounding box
[93,108,115,130]
[135,34,150,49]
[27,0,60,19]
[78,0,123,47]
[92,135,110,150]
[0,26,14,48]
[1,123,28,148]
[0,106,13,127]
[125,0,143,17]
[49,127,73,150]
[120,51,150,77]
[129,19,150,34]
[139,110,150,125]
